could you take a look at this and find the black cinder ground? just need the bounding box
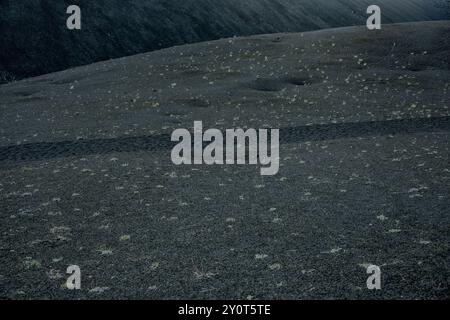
[0,21,449,299]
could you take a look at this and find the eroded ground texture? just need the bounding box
[0,21,449,299]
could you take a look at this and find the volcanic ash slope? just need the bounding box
[0,21,449,299]
[1,0,449,80]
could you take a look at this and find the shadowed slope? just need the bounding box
[0,0,449,81]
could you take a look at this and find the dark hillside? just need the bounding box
[0,0,448,82]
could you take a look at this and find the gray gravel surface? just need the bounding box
[0,21,449,299]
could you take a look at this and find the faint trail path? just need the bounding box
[1,116,449,163]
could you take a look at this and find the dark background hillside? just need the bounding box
[1,0,449,82]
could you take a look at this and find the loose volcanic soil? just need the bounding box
[0,21,449,299]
